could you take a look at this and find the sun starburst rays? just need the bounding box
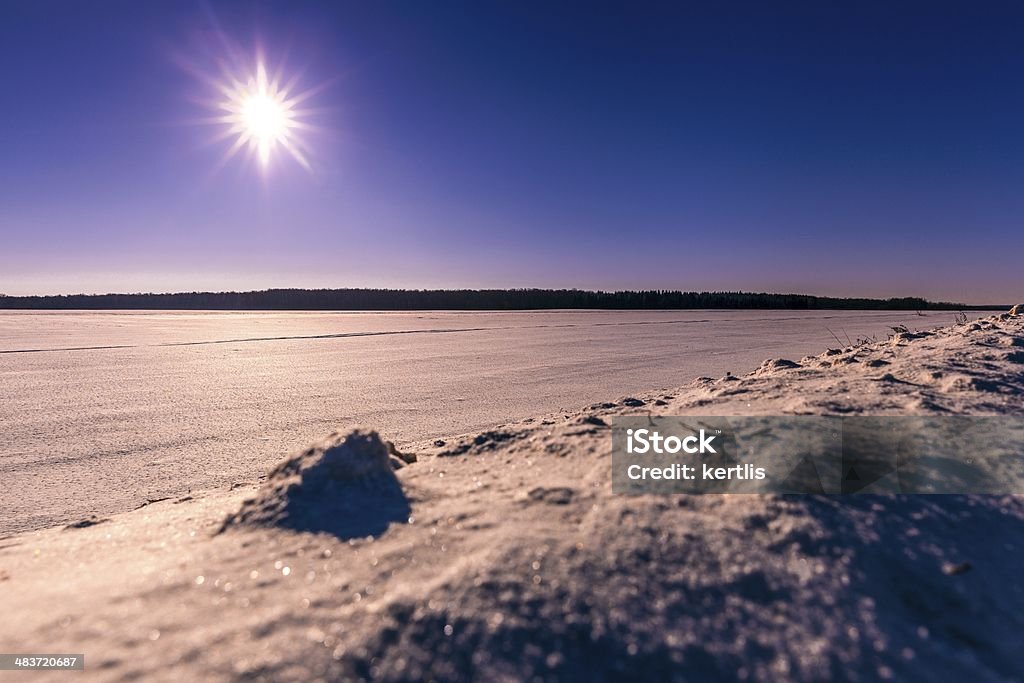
[208,58,316,172]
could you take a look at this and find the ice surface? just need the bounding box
[0,309,985,533]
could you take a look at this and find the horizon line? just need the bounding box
[0,287,1011,310]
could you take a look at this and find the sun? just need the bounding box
[241,90,287,165]
[211,59,315,171]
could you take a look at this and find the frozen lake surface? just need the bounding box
[0,309,979,533]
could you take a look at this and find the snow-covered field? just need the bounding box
[0,310,1020,681]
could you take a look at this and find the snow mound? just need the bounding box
[221,428,410,538]
[755,358,802,375]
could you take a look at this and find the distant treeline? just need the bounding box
[0,289,997,311]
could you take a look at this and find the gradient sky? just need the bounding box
[1,1,1022,303]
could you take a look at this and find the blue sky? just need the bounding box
[1,1,1022,303]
